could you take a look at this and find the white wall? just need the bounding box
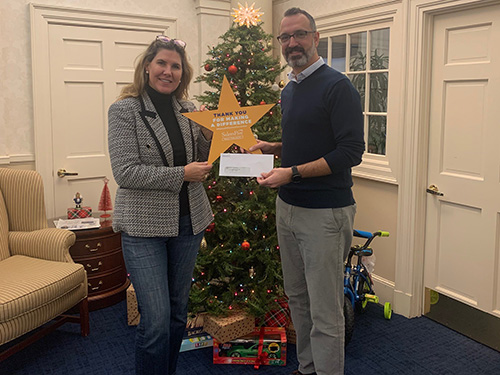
[0,0,226,167]
[0,0,401,314]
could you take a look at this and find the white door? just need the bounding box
[424,4,500,317]
[48,25,155,216]
[31,5,177,218]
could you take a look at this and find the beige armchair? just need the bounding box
[0,168,89,361]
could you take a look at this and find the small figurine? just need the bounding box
[73,192,83,209]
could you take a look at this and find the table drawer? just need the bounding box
[71,233,121,257]
[81,250,126,275]
[87,268,127,296]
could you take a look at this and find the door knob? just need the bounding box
[57,168,78,178]
[426,184,444,196]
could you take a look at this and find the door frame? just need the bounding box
[397,0,500,318]
[30,4,176,218]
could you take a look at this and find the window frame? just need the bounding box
[316,15,401,184]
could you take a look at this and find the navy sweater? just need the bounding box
[279,64,365,208]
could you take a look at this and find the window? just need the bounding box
[317,20,398,183]
[320,28,390,156]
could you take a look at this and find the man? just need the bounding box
[249,7,365,375]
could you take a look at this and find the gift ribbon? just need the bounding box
[254,326,267,369]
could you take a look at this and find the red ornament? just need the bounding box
[98,178,113,218]
[241,240,250,250]
[216,195,223,202]
[206,222,215,233]
[228,65,238,74]
[204,63,213,71]
[260,100,266,105]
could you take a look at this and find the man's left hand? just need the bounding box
[256,167,292,188]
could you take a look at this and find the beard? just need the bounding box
[285,44,316,68]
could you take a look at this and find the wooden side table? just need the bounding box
[52,217,130,311]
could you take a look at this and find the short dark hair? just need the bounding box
[283,7,317,31]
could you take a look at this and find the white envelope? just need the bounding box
[219,153,274,177]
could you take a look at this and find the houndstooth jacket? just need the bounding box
[108,92,213,237]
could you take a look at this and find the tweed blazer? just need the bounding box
[108,92,213,237]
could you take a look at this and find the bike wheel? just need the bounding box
[355,273,372,313]
[384,302,392,320]
[344,295,355,346]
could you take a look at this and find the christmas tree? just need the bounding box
[98,178,113,218]
[188,8,286,321]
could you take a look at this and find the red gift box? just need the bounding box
[67,206,92,219]
[213,326,286,368]
[263,298,290,327]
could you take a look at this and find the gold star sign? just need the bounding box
[232,2,263,27]
[182,76,274,164]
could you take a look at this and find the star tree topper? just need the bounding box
[182,76,274,164]
[232,2,264,27]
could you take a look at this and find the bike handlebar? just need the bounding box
[353,230,390,239]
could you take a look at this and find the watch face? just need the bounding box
[291,166,301,183]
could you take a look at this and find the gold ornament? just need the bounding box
[200,237,207,250]
[279,80,285,88]
[249,266,255,279]
[232,2,263,28]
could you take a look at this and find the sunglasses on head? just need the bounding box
[156,35,187,49]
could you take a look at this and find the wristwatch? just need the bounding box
[291,165,302,183]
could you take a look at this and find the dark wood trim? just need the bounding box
[0,298,90,362]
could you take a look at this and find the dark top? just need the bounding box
[146,85,190,216]
[279,64,365,209]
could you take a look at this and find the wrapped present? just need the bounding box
[213,326,286,368]
[286,322,296,345]
[204,310,255,343]
[184,313,206,338]
[127,284,206,331]
[180,333,213,352]
[67,206,92,219]
[127,284,140,326]
[263,298,290,327]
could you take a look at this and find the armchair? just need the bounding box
[0,168,89,361]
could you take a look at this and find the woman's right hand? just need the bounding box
[184,162,213,182]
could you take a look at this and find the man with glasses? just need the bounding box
[250,7,365,375]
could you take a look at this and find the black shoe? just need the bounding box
[291,371,317,375]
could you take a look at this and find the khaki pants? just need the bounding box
[276,197,355,375]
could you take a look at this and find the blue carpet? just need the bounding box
[1,300,499,374]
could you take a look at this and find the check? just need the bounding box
[219,153,274,177]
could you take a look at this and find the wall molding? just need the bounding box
[195,0,231,17]
[372,274,396,309]
[0,154,35,165]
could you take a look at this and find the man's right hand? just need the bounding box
[249,140,282,156]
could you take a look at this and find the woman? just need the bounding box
[108,36,213,375]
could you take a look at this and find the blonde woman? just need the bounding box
[108,36,212,375]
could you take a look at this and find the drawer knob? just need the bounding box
[88,280,103,291]
[86,261,103,272]
[85,242,102,252]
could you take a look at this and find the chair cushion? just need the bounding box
[0,255,86,323]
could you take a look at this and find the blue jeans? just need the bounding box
[121,215,203,375]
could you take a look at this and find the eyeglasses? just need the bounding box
[156,35,187,49]
[277,30,315,45]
